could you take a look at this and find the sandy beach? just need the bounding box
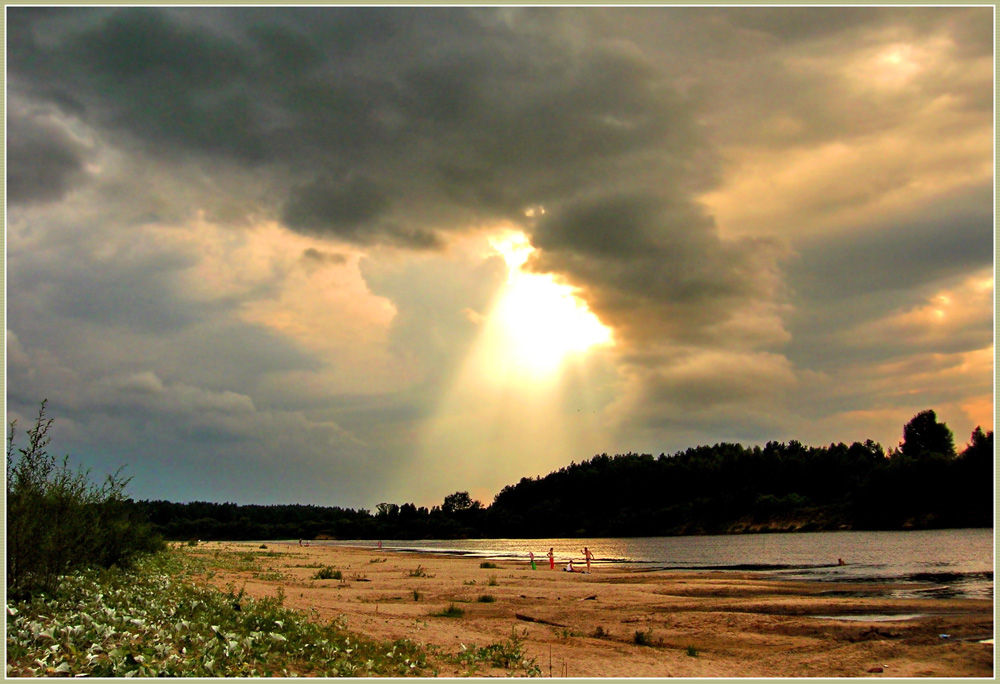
[191,541,993,677]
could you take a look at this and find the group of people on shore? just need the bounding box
[540,546,594,574]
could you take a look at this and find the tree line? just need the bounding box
[127,409,993,541]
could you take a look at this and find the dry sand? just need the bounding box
[192,541,993,678]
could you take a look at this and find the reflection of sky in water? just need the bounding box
[319,528,993,600]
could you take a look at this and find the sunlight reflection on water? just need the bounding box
[318,528,993,600]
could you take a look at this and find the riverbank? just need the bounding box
[191,541,993,677]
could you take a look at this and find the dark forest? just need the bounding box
[132,410,993,541]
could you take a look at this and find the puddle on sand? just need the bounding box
[810,614,924,622]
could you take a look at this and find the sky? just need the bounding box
[5,6,994,510]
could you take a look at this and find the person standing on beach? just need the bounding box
[582,546,593,573]
[547,547,555,570]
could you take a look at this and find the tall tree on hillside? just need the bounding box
[900,409,956,459]
[442,491,479,514]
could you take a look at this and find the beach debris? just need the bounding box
[580,595,598,601]
[938,634,950,639]
[515,613,568,628]
[867,666,884,673]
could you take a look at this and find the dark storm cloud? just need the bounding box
[8,6,702,244]
[529,191,784,346]
[5,4,748,359]
[7,108,90,205]
[790,185,994,303]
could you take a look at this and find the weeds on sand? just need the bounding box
[452,629,541,677]
[5,550,433,677]
[407,566,429,578]
[253,569,288,582]
[479,562,500,569]
[634,629,657,647]
[486,576,499,587]
[476,594,495,603]
[591,626,610,639]
[369,557,388,564]
[431,604,465,618]
[311,566,342,581]
[412,590,422,601]
[686,645,700,657]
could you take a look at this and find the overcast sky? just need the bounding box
[6,6,993,510]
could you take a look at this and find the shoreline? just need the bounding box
[187,540,993,677]
[290,536,994,602]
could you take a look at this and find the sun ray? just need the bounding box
[486,231,612,377]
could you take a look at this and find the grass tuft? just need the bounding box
[311,566,342,580]
[634,628,656,647]
[431,604,465,618]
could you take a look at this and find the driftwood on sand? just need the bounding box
[514,613,568,628]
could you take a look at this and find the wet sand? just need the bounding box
[191,541,993,677]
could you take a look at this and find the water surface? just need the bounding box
[317,529,993,600]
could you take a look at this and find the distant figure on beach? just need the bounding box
[529,551,537,570]
[548,548,555,570]
[298,539,302,546]
[582,547,594,573]
[565,559,574,572]
[378,540,382,549]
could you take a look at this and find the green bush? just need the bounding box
[633,629,655,646]
[6,401,164,599]
[432,604,464,618]
[312,566,342,580]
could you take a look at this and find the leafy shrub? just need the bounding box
[6,550,433,677]
[477,594,495,603]
[6,401,164,599]
[633,629,655,646]
[312,566,342,580]
[453,629,540,676]
[432,604,464,618]
[686,644,700,657]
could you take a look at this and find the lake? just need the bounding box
[316,528,993,600]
